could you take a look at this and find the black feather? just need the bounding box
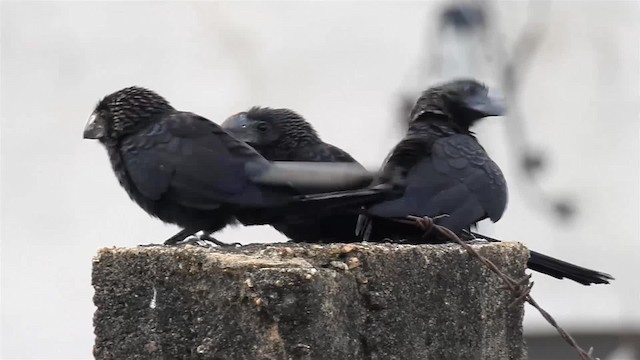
[85,87,372,245]
[222,106,373,243]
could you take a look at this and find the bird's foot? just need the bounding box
[200,233,241,247]
[462,229,475,237]
[461,229,479,242]
[173,234,241,248]
[163,229,196,246]
[174,235,217,248]
[355,214,372,241]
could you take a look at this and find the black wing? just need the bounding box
[436,134,507,222]
[308,143,359,163]
[277,142,370,191]
[308,143,369,189]
[120,112,285,209]
[368,134,507,232]
[276,141,361,164]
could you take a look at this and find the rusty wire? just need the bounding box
[400,215,600,360]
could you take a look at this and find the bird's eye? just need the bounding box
[256,122,269,132]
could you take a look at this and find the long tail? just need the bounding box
[470,231,614,285]
[239,185,396,226]
[288,184,397,211]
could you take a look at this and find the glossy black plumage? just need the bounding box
[223,107,358,164]
[358,79,507,237]
[83,87,372,245]
[222,107,369,242]
[366,79,612,284]
[297,79,612,285]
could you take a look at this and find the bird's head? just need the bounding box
[410,79,505,130]
[83,86,173,143]
[221,107,320,149]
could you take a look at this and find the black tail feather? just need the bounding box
[469,231,613,285]
[290,184,395,211]
[238,185,394,225]
[526,250,613,285]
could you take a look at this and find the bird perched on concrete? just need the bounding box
[363,79,612,284]
[343,79,508,240]
[82,86,375,246]
[300,79,612,285]
[221,107,371,243]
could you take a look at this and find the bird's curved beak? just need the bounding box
[83,112,105,139]
[465,89,505,117]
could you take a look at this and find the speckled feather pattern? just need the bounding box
[96,86,173,140]
[242,107,360,166]
[91,87,287,234]
[246,107,321,150]
[233,106,369,242]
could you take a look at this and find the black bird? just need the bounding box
[222,107,360,164]
[302,79,613,285]
[221,107,370,243]
[365,79,611,284]
[82,87,374,245]
[361,79,508,237]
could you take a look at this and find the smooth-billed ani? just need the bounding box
[299,79,613,285]
[222,107,370,243]
[82,87,374,245]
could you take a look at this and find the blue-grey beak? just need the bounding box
[83,112,105,139]
[465,89,505,117]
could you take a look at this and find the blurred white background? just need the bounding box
[1,1,638,359]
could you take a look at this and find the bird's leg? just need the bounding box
[355,213,373,241]
[462,229,475,238]
[162,228,195,246]
[199,232,241,247]
[460,229,478,242]
[164,230,241,248]
[174,235,210,247]
[355,214,368,237]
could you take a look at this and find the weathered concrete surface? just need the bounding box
[92,242,528,360]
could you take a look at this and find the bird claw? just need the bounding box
[174,237,240,248]
[175,236,213,248]
[163,229,196,246]
[163,230,241,248]
[199,233,241,247]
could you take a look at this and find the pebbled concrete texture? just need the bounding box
[92,242,529,360]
